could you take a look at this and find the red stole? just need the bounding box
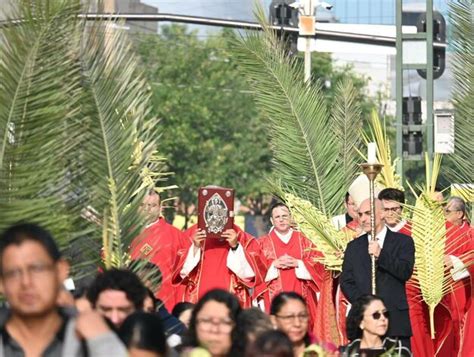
[130,218,184,311]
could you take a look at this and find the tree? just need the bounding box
[133,25,272,227]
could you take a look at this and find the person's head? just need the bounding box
[444,196,467,226]
[143,288,158,313]
[0,223,69,319]
[87,269,147,328]
[73,286,92,313]
[344,193,358,220]
[270,203,291,234]
[186,289,241,357]
[270,292,309,346]
[129,260,163,293]
[119,312,168,357]
[172,302,195,328]
[140,190,161,224]
[346,295,389,341]
[357,199,385,234]
[245,330,294,357]
[378,188,405,228]
[237,307,273,343]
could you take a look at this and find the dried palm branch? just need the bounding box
[232,5,361,217]
[361,110,402,190]
[409,192,447,338]
[406,153,449,338]
[285,193,352,271]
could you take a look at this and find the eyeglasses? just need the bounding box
[275,313,309,323]
[1,262,55,282]
[383,207,401,213]
[368,310,390,320]
[196,317,234,333]
[444,208,460,214]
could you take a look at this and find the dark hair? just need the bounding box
[119,312,167,355]
[0,223,61,270]
[345,192,350,204]
[87,269,147,310]
[270,291,306,315]
[378,188,405,205]
[145,288,158,312]
[245,330,293,357]
[346,294,386,341]
[270,292,310,346]
[270,202,289,216]
[172,302,195,319]
[184,289,241,356]
[236,307,273,354]
[128,259,163,290]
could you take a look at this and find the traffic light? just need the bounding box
[269,0,299,55]
[416,11,446,80]
[402,96,423,157]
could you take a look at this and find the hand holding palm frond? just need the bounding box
[286,193,351,271]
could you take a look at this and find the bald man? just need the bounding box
[340,198,415,348]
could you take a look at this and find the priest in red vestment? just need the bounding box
[129,191,185,311]
[254,202,325,340]
[172,224,264,308]
[460,234,474,356]
[435,197,472,356]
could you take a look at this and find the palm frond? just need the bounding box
[405,153,448,338]
[448,1,473,186]
[285,193,351,271]
[231,5,352,216]
[330,79,364,191]
[361,111,402,190]
[409,193,447,338]
[0,0,85,246]
[0,1,167,277]
[78,19,162,268]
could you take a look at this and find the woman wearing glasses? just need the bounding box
[269,292,311,356]
[183,289,241,357]
[340,295,412,356]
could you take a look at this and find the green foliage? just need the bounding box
[0,0,163,275]
[231,7,365,216]
[132,25,273,223]
[446,1,473,188]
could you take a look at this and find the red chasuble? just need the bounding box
[434,221,473,356]
[172,225,262,308]
[255,230,327,340]
[460,248,474,356]
[130,218,185,311]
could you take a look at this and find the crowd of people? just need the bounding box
[0,183,471,356]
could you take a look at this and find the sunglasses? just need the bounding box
[371,310,390,320]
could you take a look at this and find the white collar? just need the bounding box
[368,226,387,248]
[274,228,294,244]
[387,219,407,232]
[145,218,161,229]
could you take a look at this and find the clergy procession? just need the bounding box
[0,0,472,356]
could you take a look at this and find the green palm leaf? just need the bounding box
[0,0,85,246]
[232,6,355,216]
[330,79,364,191]
[448,1,473,187]
[0,1,165,276]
